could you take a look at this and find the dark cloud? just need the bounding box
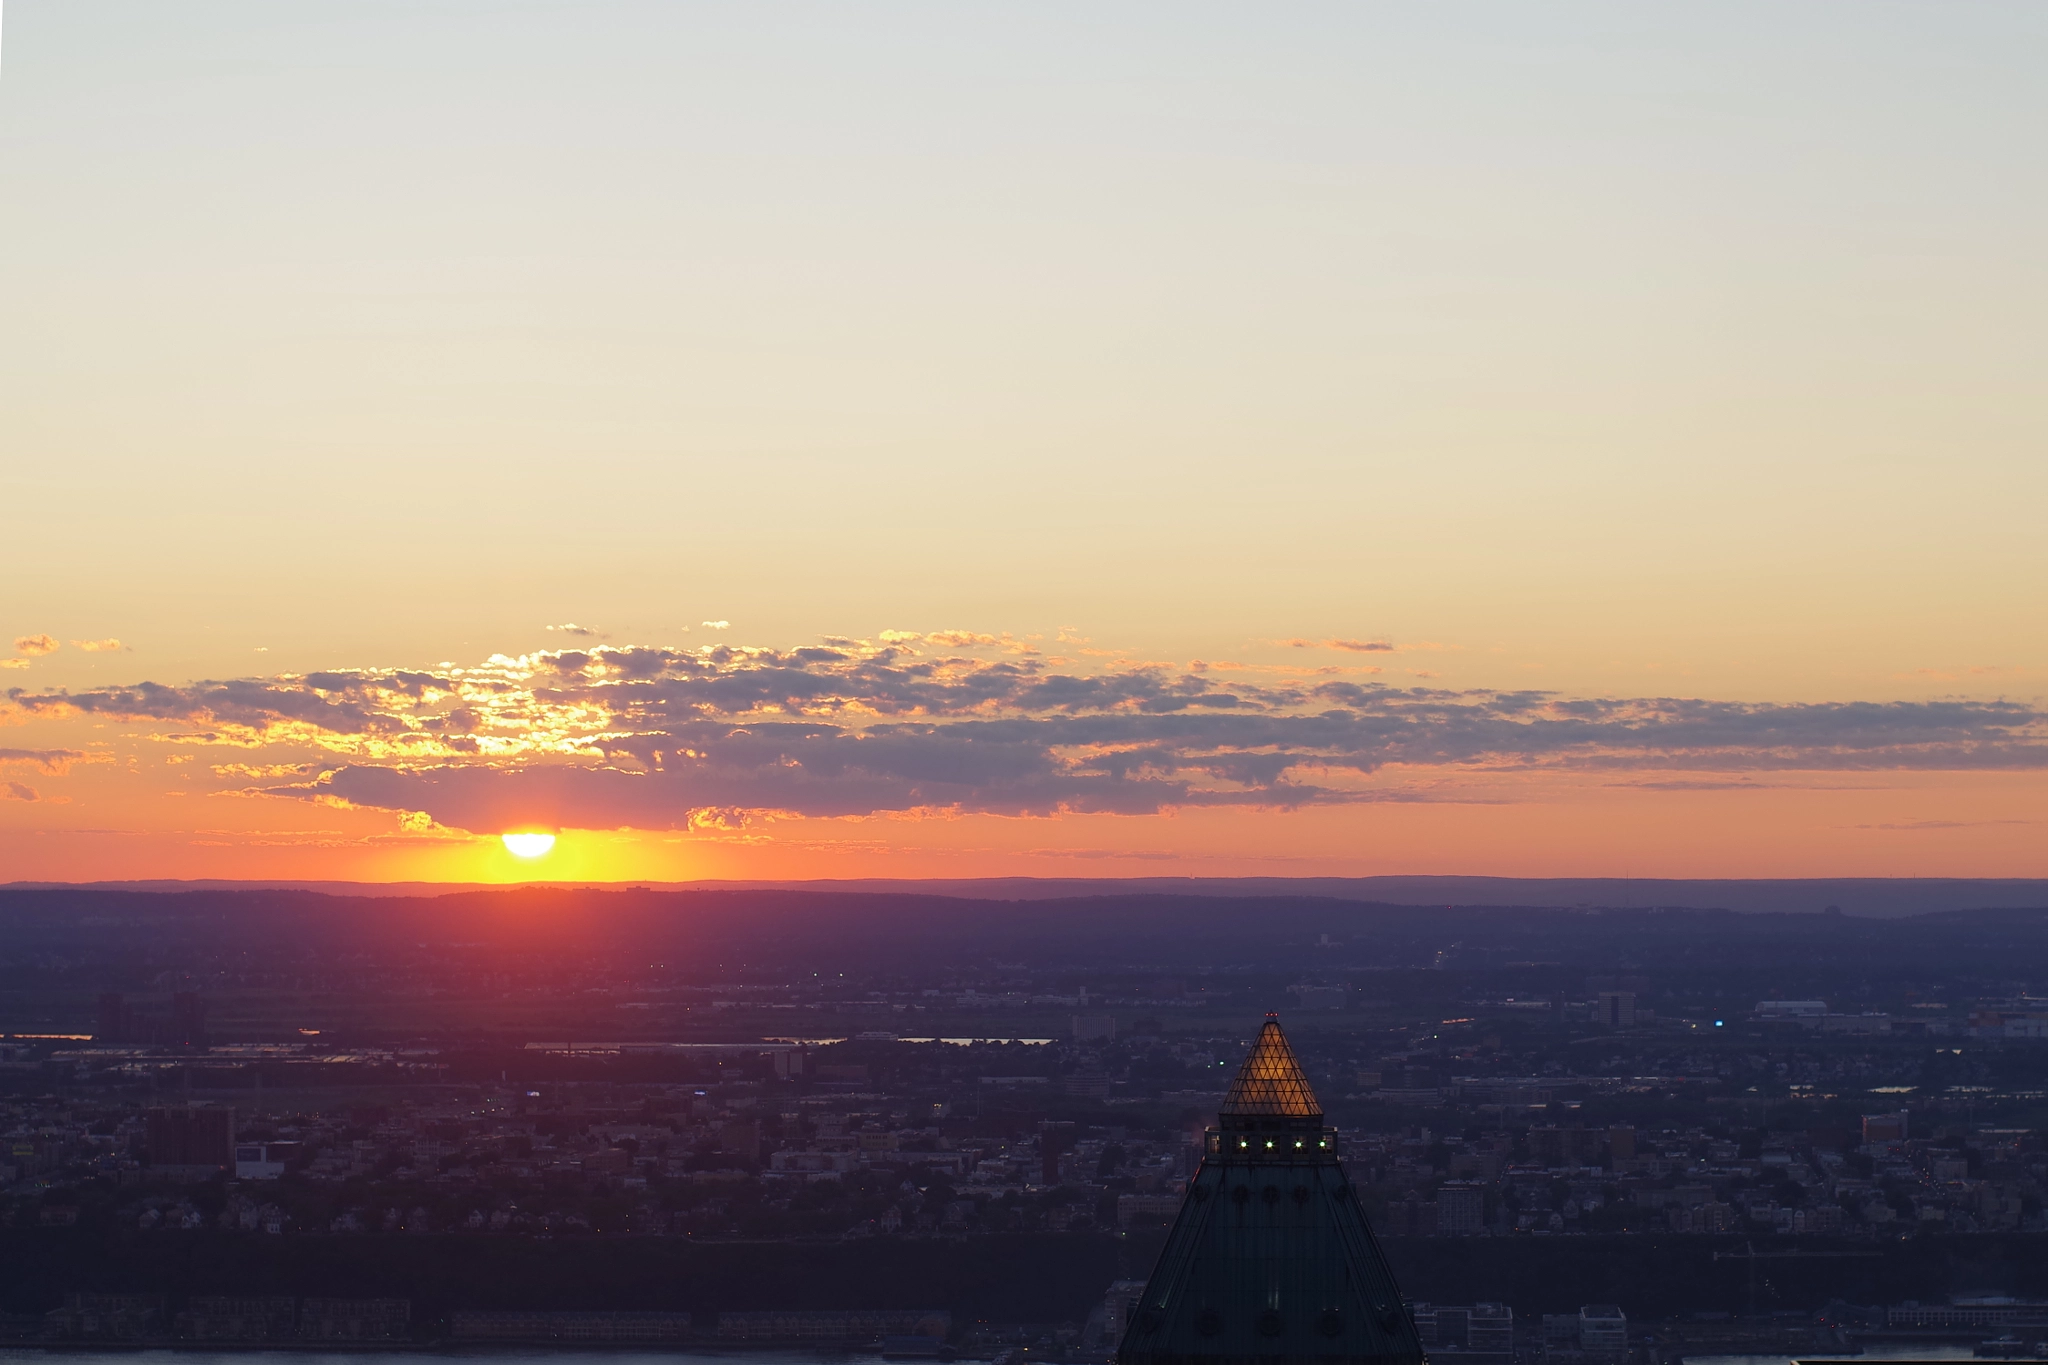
[9,642,2047,833]
[6,678,416,737]
[2,782,39,803]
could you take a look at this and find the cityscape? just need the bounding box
[0,886,2046,1356]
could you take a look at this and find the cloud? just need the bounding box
[1852,819,2035,831]
[1,781,39,803]
[0,660,28,670]
[72,638,125,652]
[1607,778,1774,791]
[1911,665,2023,681]
[10,639,2048,834]
[546,624,604,638]
[12,635,59,657]
[702,620,731,630]
[1284,637,1396,653]
[1028,848,1188,861]
[0,748,98,776]
[210,762,322,779]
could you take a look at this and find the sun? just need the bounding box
[500,832,556,858]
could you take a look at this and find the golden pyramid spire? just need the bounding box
[1219,1014,1321,1118]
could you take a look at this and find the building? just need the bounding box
[1073,1014,1117,1042]
[1467,1302,1513,1353]
[1437,1182,1486,1235]
[1862,1110,1909,1144]
[1756,999,1828,1025]
[234,1142,298,1180]
[1116,1015,1426,1365]
[147,1105,234,1171]
[1885,1301,2048,1330]
[1413,1305,1466,1350]
[1596,992,1634,1028]
[1416,1303,1513,1355]
[1577,1305,1627,1359]
[45,1294,168,1341]
[94,993,133,1044]
[450,1311,694,1344]
[714,1311,950,1342]
[297,1300,410,1342]
[1098,1281,1151,1346]
[176,1297,297,1341]
[1542,1314,1582,1358]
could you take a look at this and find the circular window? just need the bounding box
[1292,1185,1311,1204]
[1257,1311,1285,1338]
[1261,1184,1281,1204]
[1231,1185,1250,1205]
[1317,1310,1344,1338]
[1195,1311,1224,1338]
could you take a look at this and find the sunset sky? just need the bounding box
[3,2,2045,883]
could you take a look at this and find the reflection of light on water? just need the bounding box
[764,1035,1053,1046]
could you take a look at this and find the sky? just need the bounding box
[2,1,2045,883]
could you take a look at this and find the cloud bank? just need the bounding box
[7,640,2044,834]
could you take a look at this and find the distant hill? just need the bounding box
[7,874,2048,917]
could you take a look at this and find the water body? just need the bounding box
[1688,1349,1984,1365]
[0,1354,864,1365]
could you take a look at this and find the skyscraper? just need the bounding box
[1117,1016,1426,1365]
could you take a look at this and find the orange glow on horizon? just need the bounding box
[3,762,2045,885]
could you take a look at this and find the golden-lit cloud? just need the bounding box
[12,635,59,657]
[210,762,323,779]
[7,635,2048,839]
[72,638,125,652]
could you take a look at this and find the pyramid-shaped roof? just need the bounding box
[1116,1016,1424,1365]
[1219,1016,1321,1118]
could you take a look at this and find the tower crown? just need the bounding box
[1115,1013,1424,1365]
[1218,1015,1322,1131]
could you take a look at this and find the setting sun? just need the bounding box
[500,832,556,858]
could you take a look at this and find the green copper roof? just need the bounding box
[1117,1017,1425,1365]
